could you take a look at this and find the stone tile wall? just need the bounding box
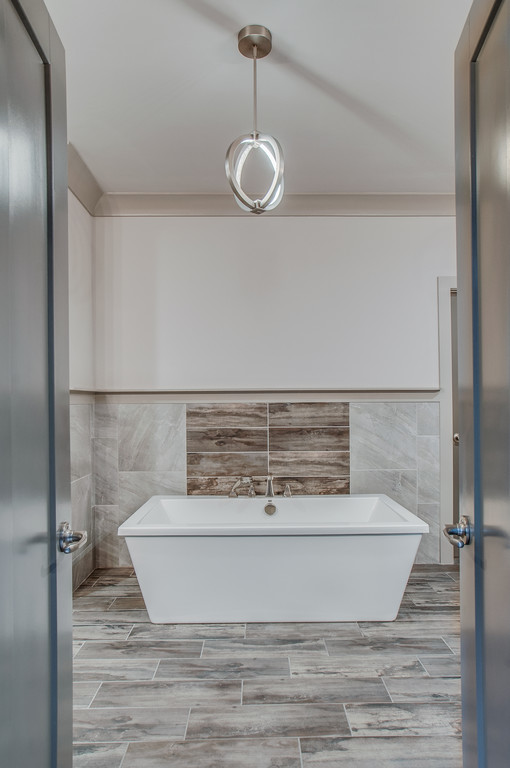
[349,402,440,563]
[93,402,186,568]
[70,402,95,589]
[187,402,350,496]
[71,397,443,576]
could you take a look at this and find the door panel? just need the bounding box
[456,1,510,766]
[4,1,52,764]
[0,1,70,766]
[475,2,510,763]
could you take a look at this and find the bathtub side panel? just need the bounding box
[125,533,422,623]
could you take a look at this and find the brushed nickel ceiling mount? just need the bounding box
[225,25,284,214]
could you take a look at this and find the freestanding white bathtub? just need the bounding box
[118,494,428,623]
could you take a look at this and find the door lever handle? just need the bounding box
[443,515,472,548]
[58,521,88,554]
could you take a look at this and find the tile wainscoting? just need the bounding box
[70,398,441,585]
[70,400,96,590]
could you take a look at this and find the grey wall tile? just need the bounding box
[119,404,185,471]
[72,547,95,591]
[416,504,441,564]
[350,403,417,471]
[186,428,267,453]
[187,403,267,428]
[350,470,417,514]
[95,505,121,568]
[269,403,349,426]
[269,427,349,452]
[94,438,119,505]
[417,403,440,435]
[187,452,268,478]
[94,403,118,438]
[417,436,440,504]
[71,475,93,537]
[119,471,186,517]
[269,451,349,477]
[70,404,92,481]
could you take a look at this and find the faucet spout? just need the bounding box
[266,474,274,497]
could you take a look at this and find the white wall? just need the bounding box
[68,191,95,389]
[94,215,456,391]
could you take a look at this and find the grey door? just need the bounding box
[0,1,71,766]
[455,0,510,766]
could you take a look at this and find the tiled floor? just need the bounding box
[73,565,462,767]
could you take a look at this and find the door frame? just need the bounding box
[7,1,71,764]
[455,1,506,765]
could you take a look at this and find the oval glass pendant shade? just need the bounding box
[226,132,284,214]
[226,25,284,214]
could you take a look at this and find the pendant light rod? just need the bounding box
[253,45,258,137]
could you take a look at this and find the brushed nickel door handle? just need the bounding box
[443,515,472,548]
[58,522,88,554]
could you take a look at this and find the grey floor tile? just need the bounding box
[202,639,327,657]
[289,655,428,679]
[122,737,302,767]
[326,637,453,657]
[358,620,459,638]
[300,735,462,767]
[345,702,461,737]
[442,635,461,654]
[73,742,128,768]
[418,655,461,677]
[74,659,159,682]
[76,639,203,660]
[186,703,350,740]
[109,597,146,610]
[73,625,134,641]
[245,622,362,640]
[91,680,241,708]
[73,707,189,742]
[73,597,116,611]
[382,676,461,702]
[74,682,101,708]
[87,583,141,596]
[129,623,246,640]
[155,657,290,681]
[73,610,149,624]
[243,676,390,705]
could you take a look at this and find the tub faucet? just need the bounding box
[229,477,256,497]
[265,475,274,497]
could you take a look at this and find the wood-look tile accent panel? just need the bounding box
[269,427,349,452]
[187,477,269,496]
[269,451,350,477]
[187,429,267,453]
[187,453,268,478]
[187,477,351,496]
[269,402,349,426]
[186,402,350,495]
[187,403,267,428]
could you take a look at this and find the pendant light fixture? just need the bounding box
[225,26,284,214]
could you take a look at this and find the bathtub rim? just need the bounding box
[118,493,429,537]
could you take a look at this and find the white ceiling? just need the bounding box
[44,0,472,196]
